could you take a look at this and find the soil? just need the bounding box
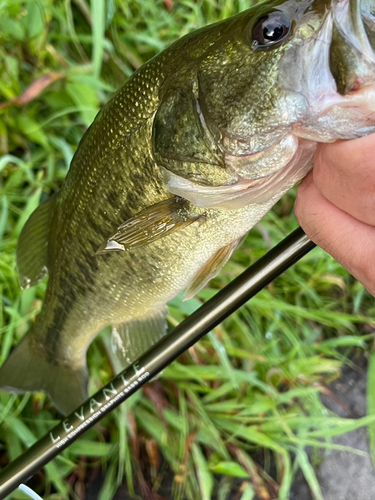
[291,355,375,500]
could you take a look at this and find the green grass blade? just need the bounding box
[191,443,214,500]
[91,0,105,77]
[296,449,324,500]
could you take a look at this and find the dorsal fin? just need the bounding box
[183,238,241,301]
[16,194,57,289]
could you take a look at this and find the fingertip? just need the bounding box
[294,171,314,226]
[294,172,341,248]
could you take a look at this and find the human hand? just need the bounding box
[295,134,375,297]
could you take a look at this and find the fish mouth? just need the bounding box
[163,78,375,211]
[278,0,375,140]
[162,0,375,211]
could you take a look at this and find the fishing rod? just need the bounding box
[0,226,315,499]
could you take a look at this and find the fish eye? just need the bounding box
[252,11,291,50]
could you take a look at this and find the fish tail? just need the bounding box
[0,332,88,416]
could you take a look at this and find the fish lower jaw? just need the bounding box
[340,83,375,114]
[225,134,298,181]
[162,139,315,210]
[315,83,375,114]
[290,84,375,143]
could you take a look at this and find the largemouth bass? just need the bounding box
[1,0,375,415]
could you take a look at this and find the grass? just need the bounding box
[1,0,375,499]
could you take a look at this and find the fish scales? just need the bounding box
[1,0,375,414]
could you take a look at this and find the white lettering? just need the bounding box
[50,431,60,444]
[133,361,144,375]
[103,383,117,400]
[74,406,85,421]
[63,419,74,432]
[89,398,102,413]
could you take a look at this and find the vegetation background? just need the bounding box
[1,0,375,499]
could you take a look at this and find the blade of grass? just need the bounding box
[91,0,105,78]
[296,449,324,500]
[191,443,214,500]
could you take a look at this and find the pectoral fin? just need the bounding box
[108,308,169,372]
[97,196,203,254]
[16,194,57,289]
[184,238,241,300]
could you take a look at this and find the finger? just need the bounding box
[295,172,375,296]
[313,134,375,226]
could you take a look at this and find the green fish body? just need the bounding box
[1,0,375,414]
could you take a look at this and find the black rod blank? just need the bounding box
[0,227,315,499]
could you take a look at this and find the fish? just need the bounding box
[1,0,375,415]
